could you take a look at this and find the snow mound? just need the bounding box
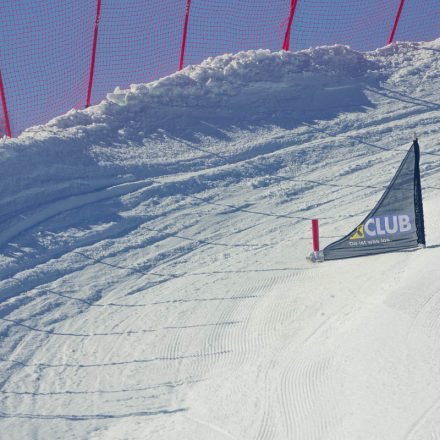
[37,45,376,133]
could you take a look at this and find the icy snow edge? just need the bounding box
[30,45,376,134]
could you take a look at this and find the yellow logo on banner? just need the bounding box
[350,224,364,240]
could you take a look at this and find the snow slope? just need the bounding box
[0,39,440,439]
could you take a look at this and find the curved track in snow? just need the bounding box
[1,40,440,439]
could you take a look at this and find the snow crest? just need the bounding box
[48,46,376,131]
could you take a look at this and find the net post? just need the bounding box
[282,0,298,51]
[388,0,406,45]
[179,0,192,71]
[86,0,102,108]
[0,70,12,138]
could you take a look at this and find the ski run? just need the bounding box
[1,39,440,439]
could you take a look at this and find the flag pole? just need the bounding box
[307,219,324,262]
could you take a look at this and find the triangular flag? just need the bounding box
[323,139,425,260]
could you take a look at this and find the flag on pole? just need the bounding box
[322,139,425,261]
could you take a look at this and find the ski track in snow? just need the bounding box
[1,39,440,439]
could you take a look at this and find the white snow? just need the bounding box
[1,39,440,439]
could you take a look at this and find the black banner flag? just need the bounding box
[322,139,425,261]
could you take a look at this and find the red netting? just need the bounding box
[0,0,438,137]
[184,0,289,66]
[291,0,398,51]
[90,0,187,105]
[394,0,440,43]
[0,1,96,137]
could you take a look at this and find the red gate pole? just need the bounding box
[311,219,320,255]
[179,0,192,70]
[86,0,102,107]
[388,0,406,45]
[0,70,12,138]
[282,0,299,51]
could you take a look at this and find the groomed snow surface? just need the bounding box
[1,39,440,440]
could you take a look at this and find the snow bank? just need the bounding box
[53,46,374,129]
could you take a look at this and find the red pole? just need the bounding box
[179,0,192,70]
[312,219,320,253]
[282,0,298,51]
[86,0,102,107]
[0,70,12,138]
[388,0,406,45]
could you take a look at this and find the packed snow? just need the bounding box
[1,39,440,439]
